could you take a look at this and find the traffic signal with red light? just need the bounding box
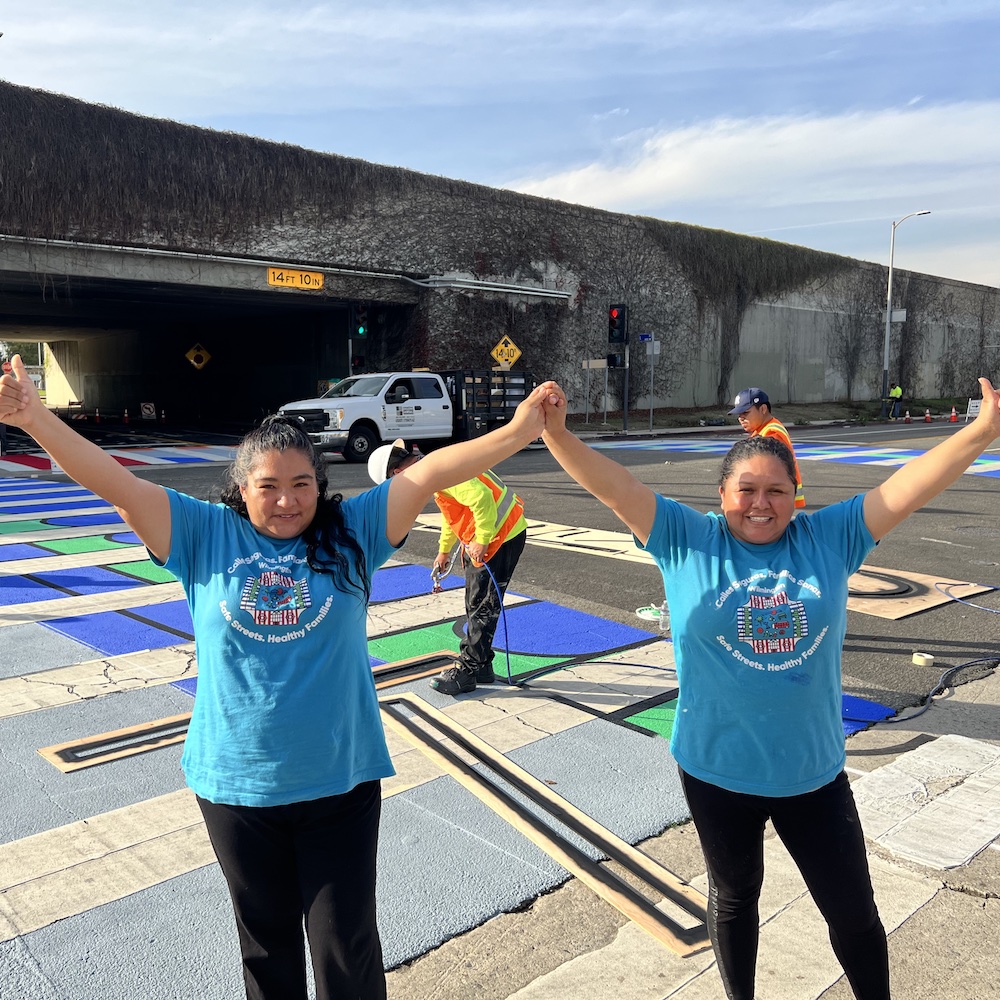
[608,304,629,344]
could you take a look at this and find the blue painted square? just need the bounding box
[0,543,56,562]
[842,693,895,736]
[0,575,65,605]
[34,565,146,596]
[501,601,655,656]
[171,677,198,697]
[371,564,463,602]
[0,499,111,514]
[128,599,194,637]
[109,531,142,545]
[47,513,124,527]
[41,611,186,655]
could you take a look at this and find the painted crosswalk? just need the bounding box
[0,473,914,991]
[592,437,1000,477]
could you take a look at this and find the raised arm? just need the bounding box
[863,377,1000,541]
[382,380,554,545]
[0,355,172,560]
[540,382,657,544]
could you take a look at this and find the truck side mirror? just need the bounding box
[387,387,410,404]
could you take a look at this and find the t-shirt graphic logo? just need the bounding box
[736,592,808,654]
[239,570,312,626]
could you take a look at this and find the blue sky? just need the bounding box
[3,1,999,286]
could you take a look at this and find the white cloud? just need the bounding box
[510,102,1000,213]
[508,101,1000,286]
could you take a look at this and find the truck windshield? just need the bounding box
[321,376,389,398]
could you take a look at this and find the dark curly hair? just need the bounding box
[220,415,370,602]
[719,434,798,489]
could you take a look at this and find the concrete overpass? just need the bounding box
[3,80,995,418]
[0,235,424,425]
[0,233,571,426]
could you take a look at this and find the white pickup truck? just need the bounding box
[278,369,535,463]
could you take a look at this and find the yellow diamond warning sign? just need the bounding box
[490,336,521,368]
[186,344,211,370]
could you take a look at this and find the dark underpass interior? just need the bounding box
[0,270,415,426]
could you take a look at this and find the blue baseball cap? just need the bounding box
[728,388,769,416]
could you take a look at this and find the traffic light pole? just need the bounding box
[622,344,630,433]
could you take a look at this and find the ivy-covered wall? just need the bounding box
[2,80,997,410]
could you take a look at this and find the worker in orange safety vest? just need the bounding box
[368,439,527,695]
[728,388,806,509]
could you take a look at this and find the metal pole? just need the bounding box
[622,345,630,433]
[649,344,654,432]
[880,210,930,419]
[585,363,591,424]
[604,368,609,424]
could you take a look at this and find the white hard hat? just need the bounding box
[367,438,412,484]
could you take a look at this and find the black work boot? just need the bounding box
[429,665,477,696]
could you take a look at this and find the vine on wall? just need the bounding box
[645,222,850,403]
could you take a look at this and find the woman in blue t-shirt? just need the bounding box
[0,354,556,1000]
[537,377,1000,1000]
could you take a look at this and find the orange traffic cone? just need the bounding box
[123,408,129,425]
[904,410,911,423]
[950,405,957,422]
[924,408,932,423]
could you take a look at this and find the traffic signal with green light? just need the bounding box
[351,304,369,338]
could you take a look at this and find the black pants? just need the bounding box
[197,781,386,1000]
[681,769,889,1000]
[458,529,526,675]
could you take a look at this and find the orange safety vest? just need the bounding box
[757,418,806,509]
[435,470,526,564]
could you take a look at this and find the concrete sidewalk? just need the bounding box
[387,662,1000,1000]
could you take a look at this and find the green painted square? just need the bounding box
[0,519,50,535]
[108,561,177,584]
[37,536,131,554]
[625,699,678,739]
[369,621,567,679]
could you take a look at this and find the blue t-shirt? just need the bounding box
[641,493,875,797]
[161,481,399,807]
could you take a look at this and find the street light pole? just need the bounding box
[880,210,931,418]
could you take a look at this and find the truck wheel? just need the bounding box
[343,426,378,463]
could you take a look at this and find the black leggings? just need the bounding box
[681,770,889,1000]
[198,781,386,1000]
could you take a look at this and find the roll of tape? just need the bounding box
[912,652,935,668]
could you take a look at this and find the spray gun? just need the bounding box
[430,542,462,595]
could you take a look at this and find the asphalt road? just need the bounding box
[124,420,1000,715]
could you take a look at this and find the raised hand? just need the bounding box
[972,377,1000,438]
[539,380,568,434]
[0,354,39,426]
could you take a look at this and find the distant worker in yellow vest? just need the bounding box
[888,382,903,420]
[369,439,527,695]
[728,388,806,509]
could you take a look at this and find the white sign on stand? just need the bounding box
[581,358,610,424]
[646,339,661,430]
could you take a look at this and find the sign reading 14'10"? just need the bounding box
[267,267,324,290]
[491,336,522,367]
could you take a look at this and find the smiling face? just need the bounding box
[238,448,319,540]
[719,454,796,545]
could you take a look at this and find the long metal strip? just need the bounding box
[379,692,709,956]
